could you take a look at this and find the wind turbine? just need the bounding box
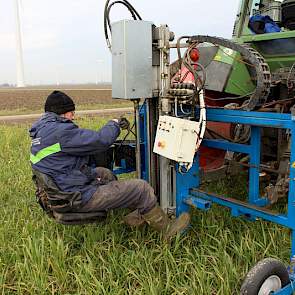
[14,0,25,87]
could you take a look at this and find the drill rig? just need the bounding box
[103,0,295,293]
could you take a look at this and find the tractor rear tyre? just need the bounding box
[240,258,290,295]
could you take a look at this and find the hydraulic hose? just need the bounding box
[104,0,142,52]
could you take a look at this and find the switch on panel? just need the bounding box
[153,115,200,163]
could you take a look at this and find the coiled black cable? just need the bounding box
[104,0,142,51]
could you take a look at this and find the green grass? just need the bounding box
[0,117,291,294]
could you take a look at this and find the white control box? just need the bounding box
[153,116,200,163]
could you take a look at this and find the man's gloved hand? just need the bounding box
[118,117,130,130]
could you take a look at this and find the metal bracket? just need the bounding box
[184,196,211,211]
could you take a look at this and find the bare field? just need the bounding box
[9,83,112,90]
[0,85,130,115]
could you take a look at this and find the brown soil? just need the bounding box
[0,86,127,112]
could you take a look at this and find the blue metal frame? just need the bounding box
[138,105,295,293]
[175,157,200,217]
[170,108,295,294]
[113,159,135,175]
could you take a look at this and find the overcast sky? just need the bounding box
[0,0,239,85]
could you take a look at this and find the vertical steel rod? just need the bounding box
[134,99,141,178]
[145,99,151,184]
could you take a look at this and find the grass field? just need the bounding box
[0,116,291,294]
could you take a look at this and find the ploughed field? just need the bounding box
[0,85,131,115]
[0,116,290,294]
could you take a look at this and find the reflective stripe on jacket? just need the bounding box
[29,112,120,203]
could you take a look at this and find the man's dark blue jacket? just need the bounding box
[29,112,120,203]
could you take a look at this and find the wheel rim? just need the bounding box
[258,275,282,295]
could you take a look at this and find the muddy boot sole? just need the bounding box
[122,209,145,227]
[164,212,191,241]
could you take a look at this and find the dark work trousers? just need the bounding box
[80,167,157,215]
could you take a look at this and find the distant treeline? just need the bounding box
[0,83,14,87]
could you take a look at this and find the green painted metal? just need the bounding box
[213,47,236,65]
[212,47,255,96]
[261,56,295,71]
[239,30,295,42]
[237,31,295,71]
[225,59,255,96]
[30,143,61,164]
[251,44,295,71]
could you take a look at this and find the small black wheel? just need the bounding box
[240,258,290,295]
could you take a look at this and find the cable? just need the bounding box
[117,99,147,150]
[174,37,206,95]
[220,47,255,68]
[104,0,142,52]
[206,127,232,141]
[205,92,254,101]
[106,2,137,33]
[176,36,191,71]
[180,103,192,115]
[263,98,295,108]
[174,38,207,156]
[195,89,207,152]
[175,42,207,111]
[287,62,295,89]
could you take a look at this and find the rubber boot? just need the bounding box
[143,205,190,240]
[122,209,145,227]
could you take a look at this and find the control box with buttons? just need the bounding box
[153,115,200,163]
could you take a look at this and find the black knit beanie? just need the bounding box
[44,91,75,115]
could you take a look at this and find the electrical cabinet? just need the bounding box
[153,116,200,163]
[111,20,153,99]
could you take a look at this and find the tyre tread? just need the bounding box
[240,258,290,295]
